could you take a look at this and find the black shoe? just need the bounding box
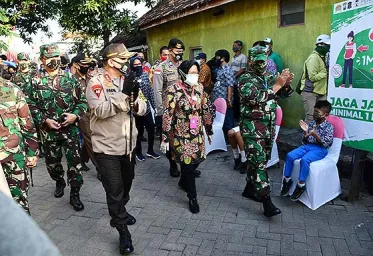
[239,160,248,174]
[242,182,262,202]
[189,198,200,214]
[262,195,281,217]
[170,167,180,178]
[280,178,293,197]
[193,169,201,177]
[290,183,306,201]
[81,163,90,172]
[178,179,186,192]
[117,226,134,255]
[70,187,84,211]
[126,214,136,226]
[140,136,147,142]
[54,178,66,198]
[233,158,241,170]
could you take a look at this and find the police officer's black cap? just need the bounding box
[168,38,185,50]
[72,53,91,65]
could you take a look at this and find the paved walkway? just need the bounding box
[29,146,373,256]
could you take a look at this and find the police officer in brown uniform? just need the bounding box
[86,43,147,255]
[70,53,100,176]
[153,38,185,178]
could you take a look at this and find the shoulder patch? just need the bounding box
[91,84,103,98]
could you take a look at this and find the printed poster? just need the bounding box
[329,0,373,152]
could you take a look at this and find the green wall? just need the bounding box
[144,0,341,127]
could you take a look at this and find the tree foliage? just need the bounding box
[57,0,153,46]
[0,0,56,44]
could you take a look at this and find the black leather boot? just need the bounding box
[70,187,84,211]
[262,195,281,217]
[54,178,66,198]
[117,225,134,254]
[189,198,200,214]
[242,182,262,202]
[81,162,90,172]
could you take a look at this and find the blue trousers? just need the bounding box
[284,144,328,182]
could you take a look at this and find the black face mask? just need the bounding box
[60,66,67,71]
[134,66,143,77]
[173,52,183,61]
[215,58,222,66]
[113,59,129,74]
[79,65,89,75]
[46,59,61,71]
[313,111,325,122]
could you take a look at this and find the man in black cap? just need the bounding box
[86,43,147,255]
[153,38,184,178]
[195,53,212,94]
[71,53,101,177]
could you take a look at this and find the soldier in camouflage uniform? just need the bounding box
[0,77,39,214]
[11,53,33,102]
[70,53,97,173]
[28,44,87,211]
[153,38,185,178]
[238,46,293,217]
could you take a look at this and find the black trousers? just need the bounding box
[94,152,135,228]
[135,113,155,155]
[179,164,199,199]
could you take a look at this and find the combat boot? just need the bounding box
[117,225,134,254]
[70,187,84,211]
[242,182,262,202]
[54,178,66,198]
[262,195,281,217]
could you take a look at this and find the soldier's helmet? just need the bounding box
[248,46,268,63]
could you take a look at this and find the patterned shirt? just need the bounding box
[137,72,156,115]
[198,62,212,90]
[304,120,334,148]
[266,58,277,76]
[211,64,235,103]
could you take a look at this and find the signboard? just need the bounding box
[329,0,373,152]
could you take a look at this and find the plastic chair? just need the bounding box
[267,106,283,168]
[284,115,344,210]
[205,98,228,155]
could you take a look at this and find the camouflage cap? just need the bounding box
[248,46,268,62]
[40,44,60,58]
[17,52,30,61]
[102,43,136,61]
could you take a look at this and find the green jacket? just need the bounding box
[301,51,328,95]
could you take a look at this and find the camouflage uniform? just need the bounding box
[0,77,39,213]
[28,46,87,188]
[11,53,34,103]
[238,47,279,199]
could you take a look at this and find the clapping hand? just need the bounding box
[299,120,309,133]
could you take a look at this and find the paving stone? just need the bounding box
[28,147,373,256]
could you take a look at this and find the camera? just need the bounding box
[277,84,294,98]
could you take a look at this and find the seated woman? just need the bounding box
[281,100,334,201]
[160,60,215,213]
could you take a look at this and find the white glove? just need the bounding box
[208,135,213,145]
[160,141,169,154]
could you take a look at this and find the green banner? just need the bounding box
[329,1,373,152]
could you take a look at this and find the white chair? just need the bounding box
[284,115,344,210]
[267,106,283,168]
[205,98,228,155]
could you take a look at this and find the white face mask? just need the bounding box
[196,60,201,65]
[185,74,199,85]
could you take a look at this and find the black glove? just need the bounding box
[122,71,140,101]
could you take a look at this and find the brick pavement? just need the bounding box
[29,146,373,256]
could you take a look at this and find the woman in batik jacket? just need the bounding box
[161,60,215,214]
